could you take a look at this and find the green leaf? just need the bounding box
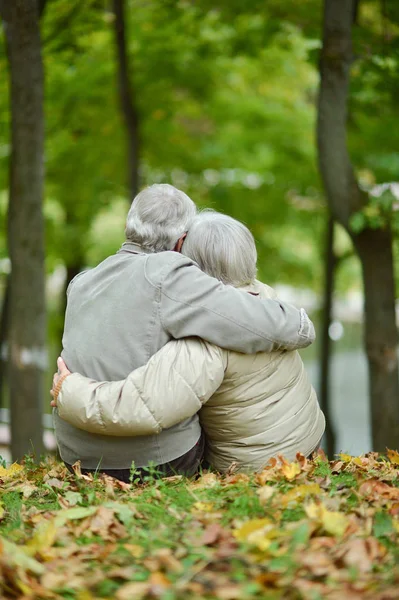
[63,491,83,506]
[104,502,135,526]
[349,211,366,233]
[54,505,97,527]
[373,511,393,538]
[0,537,45,575]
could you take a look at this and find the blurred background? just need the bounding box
[0,0,399,462]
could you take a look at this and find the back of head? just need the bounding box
[182,210,257,287]
[125,184,197,252]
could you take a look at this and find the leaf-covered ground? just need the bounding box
[1,451,399,599]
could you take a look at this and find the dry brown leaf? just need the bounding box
[339,537,382,573]
[195,523,226,546]
[214,583,243,599]
[224,473,250,485]
[257,485,276,505]
[359,479,399,501]
[89,506,116,539]
[153,548,183,573]
[45,478,66,490]
[192,472,219,489]
[300,550,335,576]
[149,571,172,589]
[115,581,150,600]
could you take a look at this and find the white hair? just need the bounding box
[182,210,257,287]
[125,184,197,252]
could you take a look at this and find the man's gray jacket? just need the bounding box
[55,242,315,470]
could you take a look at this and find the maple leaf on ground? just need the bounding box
[386,449,399,465]
[0,462,24,480]
[305,502,349,537]
[359,479,399,501]
[339,537,385,573]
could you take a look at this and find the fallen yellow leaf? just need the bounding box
[191,502,214,513]
[27,520,58,556]
[76,591,95,600]
[245,529,272,552]
[387,449,399,465]
[124,543,144,558]
[0,462,23,479]
[0,537,45,575]
[281,462,301,481]
[281,483,321,506]
[338,453,352,463]
[234,518,272,542]
[305,503,348,537]
[321,508,349,537]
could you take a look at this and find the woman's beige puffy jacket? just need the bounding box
[56,282,325,472]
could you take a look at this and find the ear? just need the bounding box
[173,233,187,253]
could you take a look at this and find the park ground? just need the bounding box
[1,451,399,599]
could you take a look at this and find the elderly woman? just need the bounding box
[52,211,325,473]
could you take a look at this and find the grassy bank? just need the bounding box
[1,451,399,599]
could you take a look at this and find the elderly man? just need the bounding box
[55,184,314,481]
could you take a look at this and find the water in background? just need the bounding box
[304,350,372,455]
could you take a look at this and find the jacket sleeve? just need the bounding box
[56,339,225,436]
[157,257,315,354]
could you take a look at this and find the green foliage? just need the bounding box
[373,511,394,538]
[350,189,398,234]
[1,0,325,291]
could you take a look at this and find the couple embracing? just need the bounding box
[52,184,325,482]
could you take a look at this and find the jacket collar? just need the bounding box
[237,281,260,296]
[117,241,153,255]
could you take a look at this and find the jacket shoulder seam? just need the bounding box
[143,253,192,289]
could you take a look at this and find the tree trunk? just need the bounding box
[319,215,337,457]
[0,276,10,408]
[112,0,140,201]
[317,0,399,452]
[354,228,399,451]
[0,0,46,460]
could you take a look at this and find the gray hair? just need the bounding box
[182,210,257,287]
[125,184,197,252]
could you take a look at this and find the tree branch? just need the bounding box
[317,0,366,228]
[42,1,82,46]
[112,0,140,200]
[37,0,47,19]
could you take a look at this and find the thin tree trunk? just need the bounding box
[317,0,399,452]
[0,0,46,460]
[319,215,337,457]
[0,276,10,408]
[112,0,140,201]
[354,228,399,451]
[37,0,48,19]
